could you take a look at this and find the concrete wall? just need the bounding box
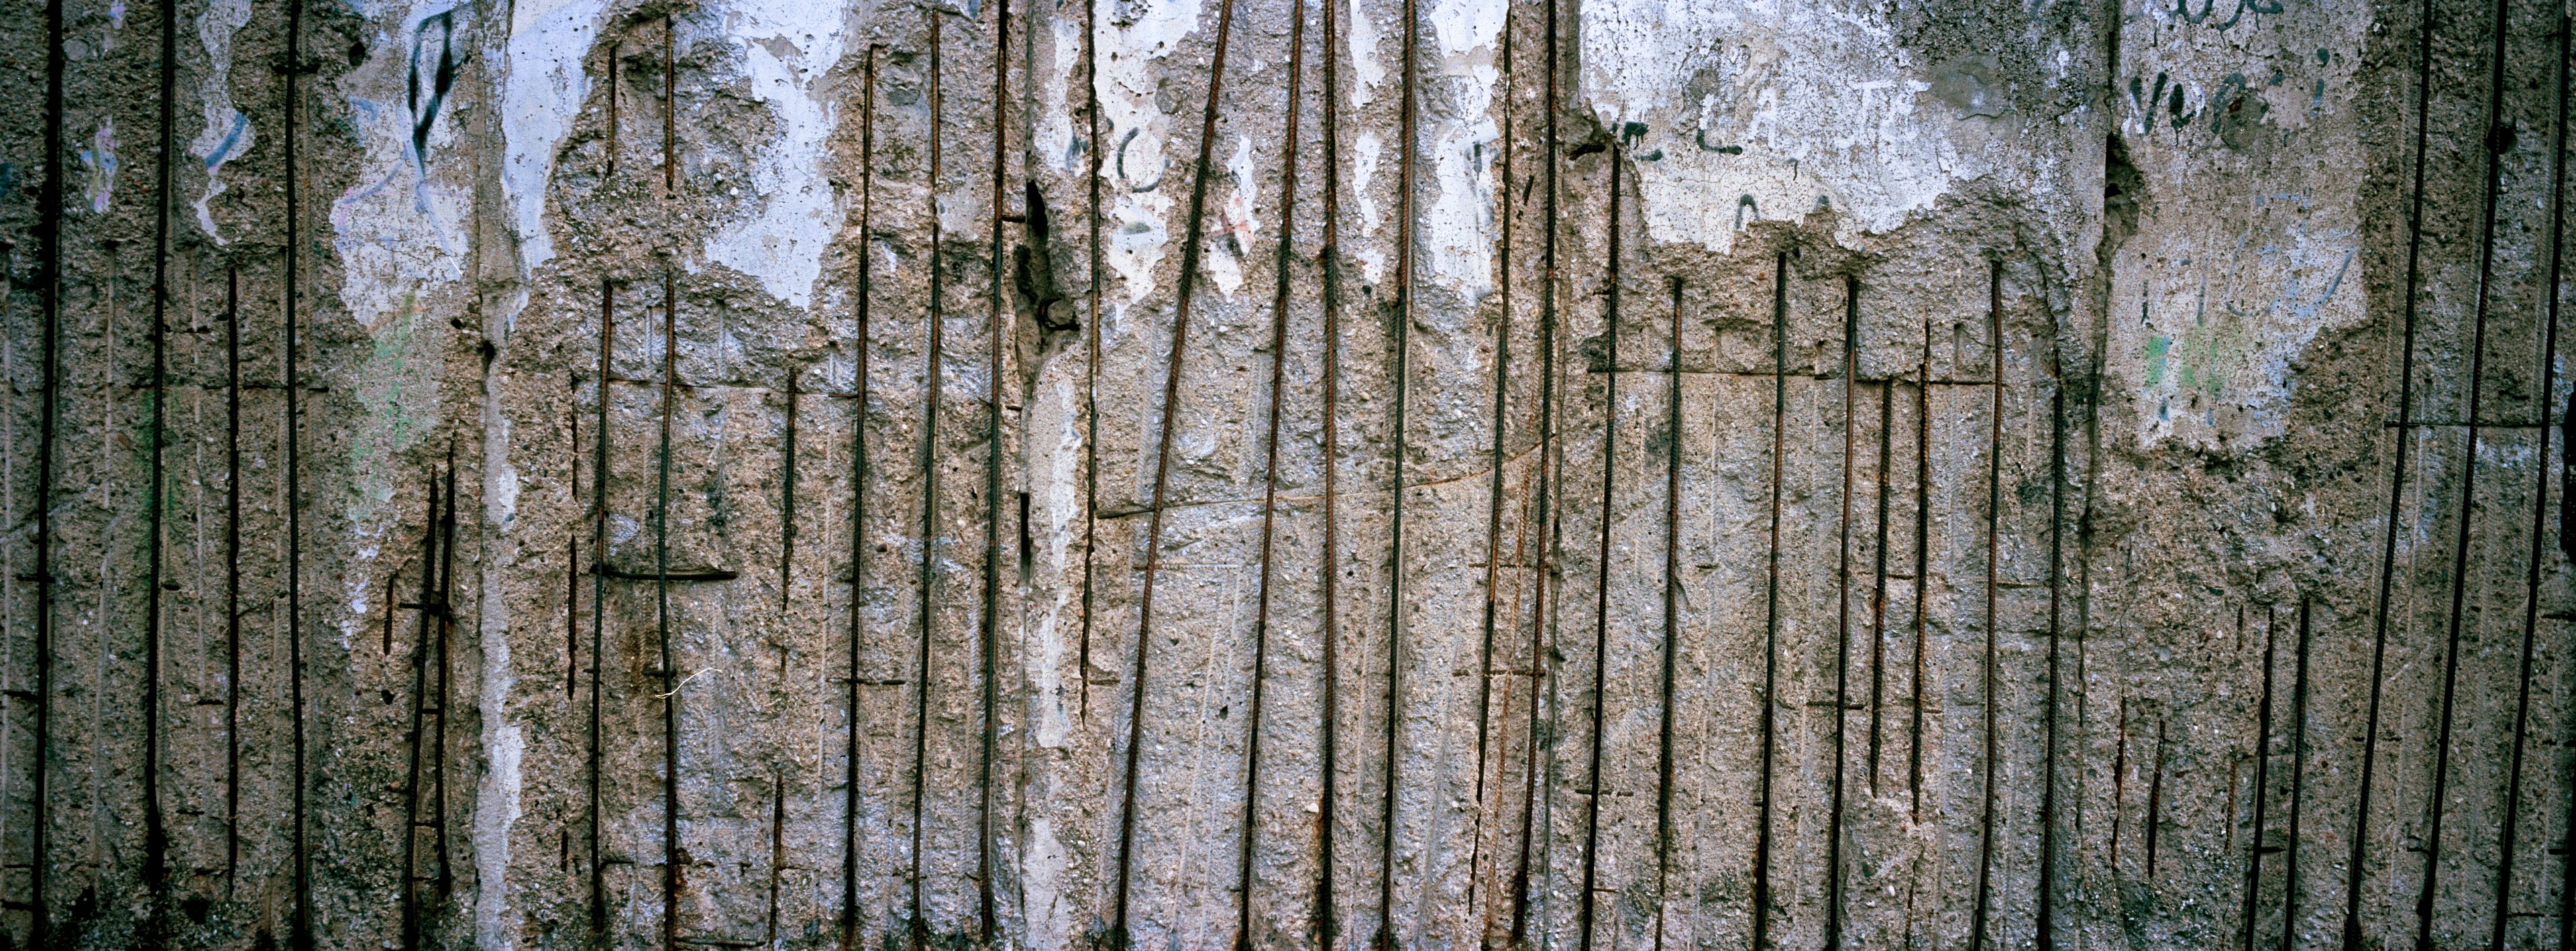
[1,0,2569,945]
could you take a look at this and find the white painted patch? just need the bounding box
[1424,0,1503,301]
[1038,8,1084,174]
[332,0,470,329]
[1579,0,1972,252]
[1022,815,1073,949]
[700,0,853,311]
[2129,201,2359,448]
[1352,130,1383,284]
[329,0,479,549]
[1207,133,1260,298]
[472,722,523,947]
[499,0,606,277]
[1034,370,1083,752]
[191,0,254,241]
[474,382,523,950]
[1348,0,1383,105]
[1096,0,1203,304]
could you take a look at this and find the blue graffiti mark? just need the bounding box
[205,111,249,170]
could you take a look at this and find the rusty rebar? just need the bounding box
[284,0,314,927]
[588,278,614,936]
[657,270,682,951]
[29,0,64,932]
[1969,259,2004,950]
[1107,0,1240,936]
[1825,274,1860,950]
[1503,0,1561,938]
[2411,0,2516,938]
[905,11,945,940]
[1234,0,1307,940]
[1650,276,1684,951]
[1573,144,1623,951]
[975,0,1011,937]
[2506,13,2574,951]
[2341,0,2438,939]
[840,42,879,951]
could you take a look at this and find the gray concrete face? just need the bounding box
[0,0,2568,946]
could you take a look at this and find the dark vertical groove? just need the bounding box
[606,38,619,177]
[433,451,458,900]
[2242,608,2278,951]
[1752,251,1788,951]
[587,278,613,936]
[767,771,787,946]
[2284,599,2311,951]
[657,272,682,951]
[223,264,241,897]
[907,9,945,941]
[2038,340,2067,951]
[2412,0,2514,938]
[1234,0,1307,941]
[1825,275,1860,950]
[1868,373,1892,799]
[30,0,63,929]
[1377,0,1421,934]
[2341,0,2438,938]
[841,44,877,951]
[1573,144,1622,951]
[1648,276,1684,951]
[1503,0,1561,940]
[143,0,179,917]
[1106,0,1237,936]
[1909,313,1931,822]
[398,467,445,950]
[1317,0,1347,935]
[1076,0,1104,722]
[2146,716,2167,879]
[675,15,685,190]
[383,570,399,655]
[1969,259,2003,950]
[782,372,800,610]
[2504,15,2573,951]
[1465,0,1516,922]
[284,0,313,930]
[976,0,1010,938]
[567,532,578,698]
[2111,699,2129,872]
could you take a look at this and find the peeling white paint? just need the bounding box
[333,0,470,329]
[1352,130,1383,284]
[1022,814,1073,949]
[1579,0,1973,252]
[1424,0,1503,301]
[190,0,253,241]
[474,384,523,950]
[1037,8,1084,174]
[324,0,473,551]
[1207,133,1259,298]
[473,707,523,944]
[1096,0,1201,304]
[500,0,607,277]
[1348,0,1383,105]
[1034,369,1083,752]
[701,0,852,311]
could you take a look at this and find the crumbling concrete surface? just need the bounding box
[1,0,2571,944]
